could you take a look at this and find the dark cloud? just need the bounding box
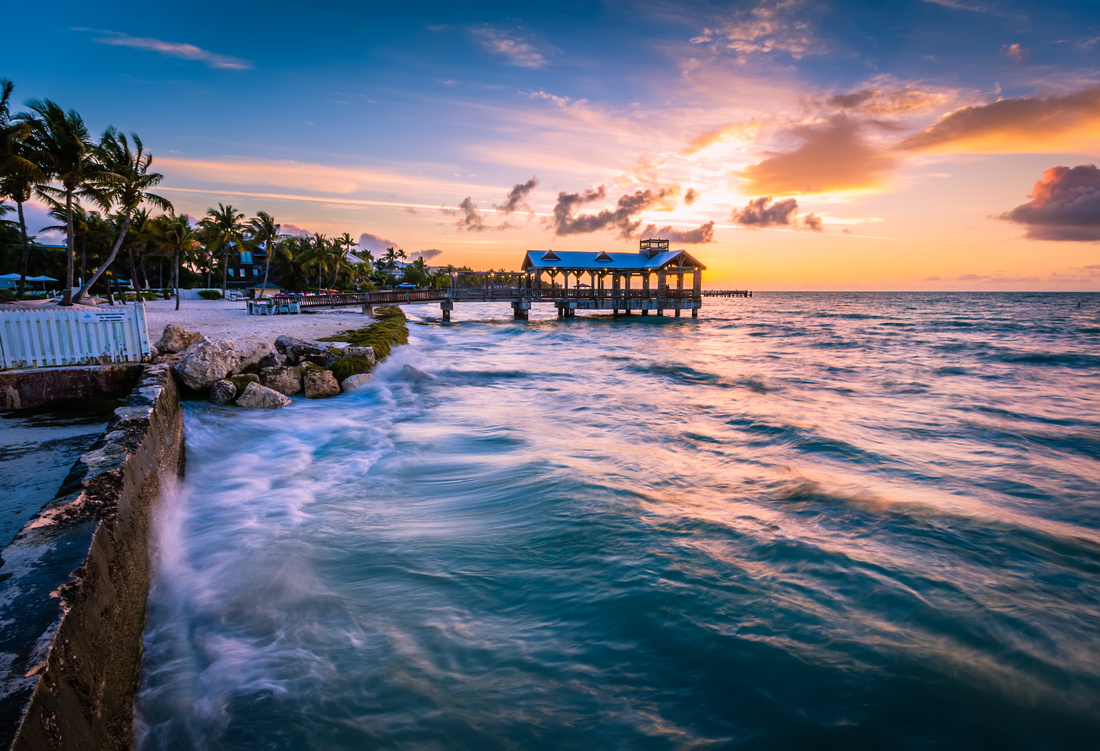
[457,197,486,232]
[828,90,877,109]
[732,196,823,232]
[1000,164,1100,242]
[357,232,398,252]
[683,188,699,205]
[825,87,949,115]
[281,223,316,239]
[494,176,539,213]
[895,86,1100,153]
[639,221,716,244]
[742,116,895,194]
[410,249,443,261]
[731,196,799,226]
[551,185,678,238]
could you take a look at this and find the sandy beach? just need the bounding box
[142,298,370,346]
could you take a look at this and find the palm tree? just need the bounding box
[21,99,103,305]
[300,233,335,291]
[0,80,48,298]
[74,129,170,303]
[380,246,406,272]
[150,212,200,310]
[331,232,359,289]
[200,203,246,296]
[247,211,282,298]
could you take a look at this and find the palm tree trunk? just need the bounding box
[222,253,228,296]
[16,201,29,299]
[126,247,140,301]
[61,190,75,306]
[261,259,272,299]
[80,235,86,290]
[74,212,131,303]
[174,249,181,311]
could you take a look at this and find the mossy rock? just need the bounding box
[330,356,374,384]
[229,374,260,393]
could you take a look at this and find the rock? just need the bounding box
[236,382,292,409]
[156,323,202,354]
[341,373,373,392]
[209,379,236,405]
[303,369,340,399]
[277,335,332,366]
[148,343,161,359]
[172,337,240,390]
[231,340,276,375]
[274,334,300,354]
[260,365,302,396]
[401,364,435,381]
[342,346,376,367]
[257,351,287,369]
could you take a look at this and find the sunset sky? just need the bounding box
[7,0,1100,289]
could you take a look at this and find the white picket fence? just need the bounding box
[0,302,151,370]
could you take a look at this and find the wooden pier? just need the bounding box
[271,239,751,321]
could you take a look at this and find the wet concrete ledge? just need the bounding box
[0,364,183,750]
[0,366,143,412]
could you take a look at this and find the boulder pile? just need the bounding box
[154,326,385,410]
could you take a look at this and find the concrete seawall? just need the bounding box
[0,364,184,750]
[0,365,143,412]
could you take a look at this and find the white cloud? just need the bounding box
[91,31,252,70]
[473,28,548,68]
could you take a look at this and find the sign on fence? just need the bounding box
[0,302,151,370]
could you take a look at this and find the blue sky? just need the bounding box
[5,0,1100,287]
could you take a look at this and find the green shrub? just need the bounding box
[319,306,408,361]
[197,289,223,300]
[0,289,15,302]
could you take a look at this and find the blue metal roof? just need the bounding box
[521,249,706,271]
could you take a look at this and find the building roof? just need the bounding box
[521,248,706,272]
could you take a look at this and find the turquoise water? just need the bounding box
[137,293,1100,749]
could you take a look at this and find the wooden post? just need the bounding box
[623,273,631,315]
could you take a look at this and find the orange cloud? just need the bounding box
[895,85,1100,153]
[681,121,761,156]
[741,117,895,195]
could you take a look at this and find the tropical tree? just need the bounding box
[21,99,103,305]
[247,210,282,297]
[74,129,170,303]
[149,212,200,310]
[299,233,338,291]
[0,80,47,298]
[200,203,246,295]
[332,232,359,289]
[379,246,406,272]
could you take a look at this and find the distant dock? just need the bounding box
[702,289,752,297]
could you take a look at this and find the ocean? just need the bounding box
[135,292,1100,749]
